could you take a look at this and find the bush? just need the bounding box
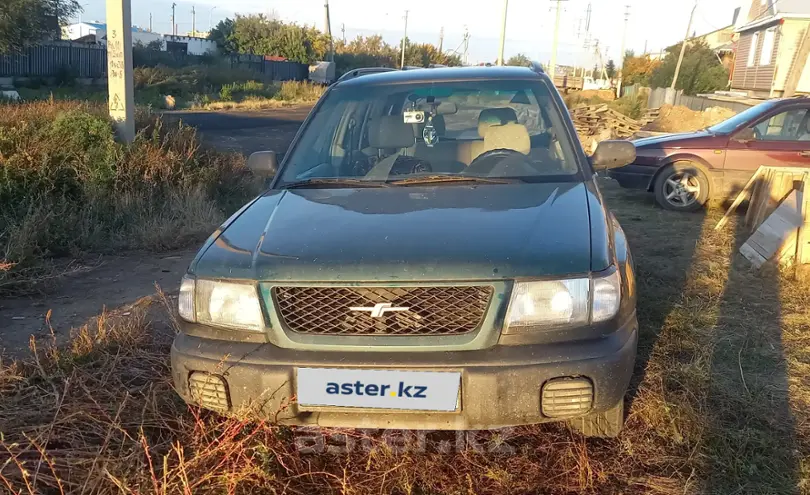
[275,80,324,102]
[0,101,260,291]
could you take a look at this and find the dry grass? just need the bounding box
[192,81,325,111]
[2,180,810,494]
[0,100,260,294]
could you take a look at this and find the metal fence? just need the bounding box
[646,86,754,114]
[0,43,107,78]
[1,44,310,82]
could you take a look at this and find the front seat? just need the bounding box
[458,107,519,165]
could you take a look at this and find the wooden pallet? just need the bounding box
[716,166,810,270]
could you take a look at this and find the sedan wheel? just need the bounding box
[653,163,710,212]
[663,173,701,208]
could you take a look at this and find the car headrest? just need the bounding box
[478,107,519,137]
[483,123,531,155]
[369,115,416,149]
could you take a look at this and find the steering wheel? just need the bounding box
[390,156,433,176]
[465,149,534,177]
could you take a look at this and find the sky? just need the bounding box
[75,0,745,65]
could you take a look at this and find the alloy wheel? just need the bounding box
[662,172,701,208]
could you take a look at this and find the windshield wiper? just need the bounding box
[281,178,390,189]
[387,175,518,186]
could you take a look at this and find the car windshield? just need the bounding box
[707,100,780,134]
[277,78,581,186]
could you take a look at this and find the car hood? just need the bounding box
[192,182,602,282]
[633,130,713,149]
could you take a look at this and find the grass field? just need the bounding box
[1,180,809,494]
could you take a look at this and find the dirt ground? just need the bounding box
[645,103,737,133]
[0,252,194,357]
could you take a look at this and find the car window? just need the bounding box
[278,79,580,185]
[752,108,809,141]
[707,100,780,134]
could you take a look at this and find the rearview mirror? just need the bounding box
[247,151,278,177]
[591,140,636,170]
[734,127,756,143]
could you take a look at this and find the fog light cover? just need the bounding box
[541,377,593,418]
[188,372,230,411]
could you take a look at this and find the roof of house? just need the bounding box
[737,0,810,32]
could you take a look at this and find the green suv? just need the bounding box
[171,66,639,437]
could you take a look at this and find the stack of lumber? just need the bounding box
[638,108,660,127]
[570,104,642,141]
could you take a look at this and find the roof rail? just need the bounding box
[529,61,545,74]
[336,67,397,83]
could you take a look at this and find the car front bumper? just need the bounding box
[171,317,638,430]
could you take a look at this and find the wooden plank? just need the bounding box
[797,173,809,267]
[740,190,804,268]
[746,168,771,229]
[716,166,764,230]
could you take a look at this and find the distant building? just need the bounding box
[731,0,810,97]
[64,22,162,46]
[163,35,217,56]
[682,8,740,72]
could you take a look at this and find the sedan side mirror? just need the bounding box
[591,140,636,170]
[734,127,756,143]
[247,151,278,177]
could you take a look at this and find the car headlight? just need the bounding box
[505,270,621,330]
[178,276,264,331]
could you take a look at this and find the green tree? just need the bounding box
[506,53,532,67]
[649,40,729,95]
[208,18,236,53]
[605,59,616,79]
[0,0,80,53]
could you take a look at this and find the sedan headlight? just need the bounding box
[178,276,264,331]
[506,270,621,330]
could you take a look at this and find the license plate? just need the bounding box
[296,368,461,411]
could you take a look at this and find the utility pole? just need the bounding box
[171,2,176,35]
[497,0,508,66]
[643,39,648,55]
[617,5,630,97]
[106,0,135,143]
[341,23,346,44]
[438,26,444,53]
[209,6,216,32]
[400,10,409,68]
[324,0,334,61]
[550,0,566,79]
[671,0,698,90]
[149,12,152,32]
[191,6,196,37]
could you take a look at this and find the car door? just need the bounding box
[725,104,810,191]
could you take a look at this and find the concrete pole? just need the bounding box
[671,1,697,90]
[438,26,444,54]
[171,3,176,35]
[191,6,196,37]
[400,10,409,68]
[324,0,334,61]
[208,7,216,32]
[550,0,564,79]
[105,0,135,143]
[497,0,508,66]
[617,5,629,97]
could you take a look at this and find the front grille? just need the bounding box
[273,286,492,336]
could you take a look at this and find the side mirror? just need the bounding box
[247,151,278,177]
[734,127,756,143]
[591,140,636,170]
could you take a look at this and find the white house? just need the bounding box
[163,35,217,55]
[64,22,163,46]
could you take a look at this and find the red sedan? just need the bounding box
[609,97,810,211]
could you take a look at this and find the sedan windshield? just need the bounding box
[277,78,581,186]
[707,100,780,134]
